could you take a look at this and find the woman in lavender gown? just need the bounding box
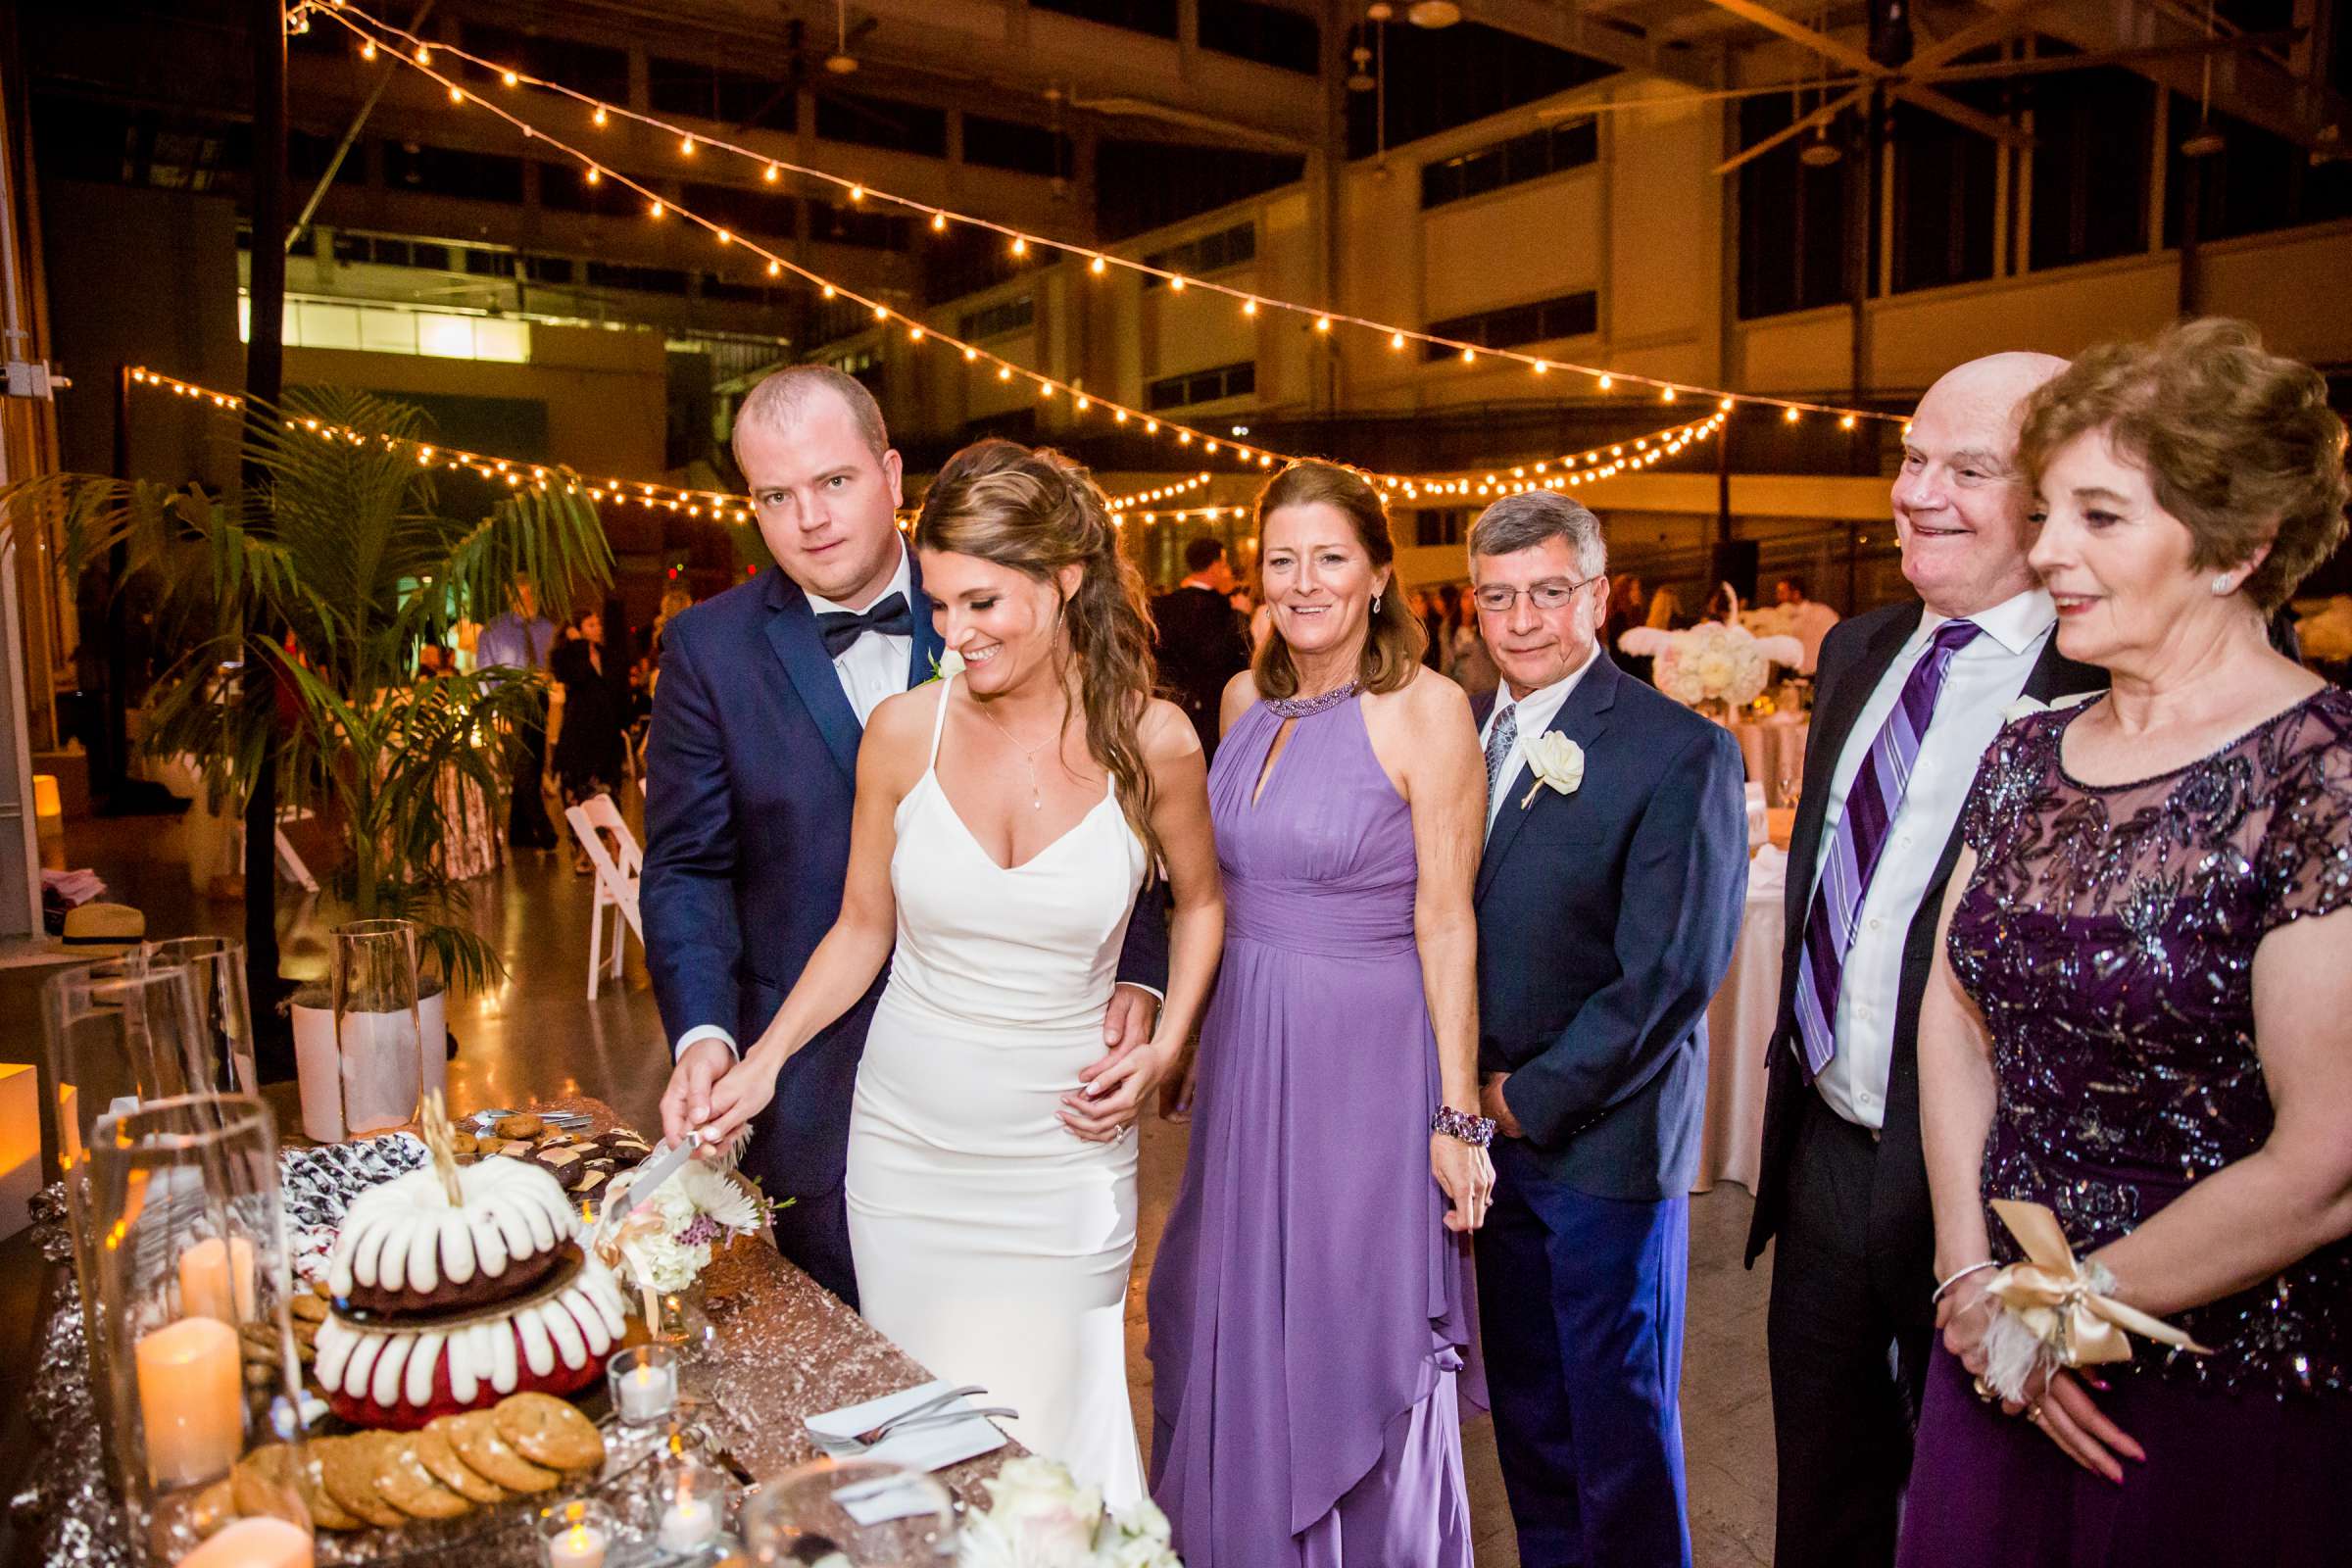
[1901,319,2352,1567]
[1147,461,1494,1566]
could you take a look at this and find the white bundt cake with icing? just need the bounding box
[329,1155,579,1315]
[315,1252,630,1429]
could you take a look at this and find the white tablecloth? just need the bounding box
[1696,849,1788,1195]
[1731,717,1810,807]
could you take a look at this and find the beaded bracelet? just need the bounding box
[1431,1105,1497,1149]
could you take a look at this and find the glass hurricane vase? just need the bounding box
[78,1094,312,1564]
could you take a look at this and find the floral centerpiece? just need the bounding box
[956,1457,1184,1568]
[596,1159,770,1322]
[1652,622,1773,710]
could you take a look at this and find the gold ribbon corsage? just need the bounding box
[1976,1199,2211,1402]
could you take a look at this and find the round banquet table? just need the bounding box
[1695,846,1789,1195]
[1730,716,1810,807]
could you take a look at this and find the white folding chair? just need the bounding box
[565,793,644,1000]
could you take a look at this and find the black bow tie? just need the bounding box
[815,591,912,658]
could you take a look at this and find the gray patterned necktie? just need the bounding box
[1484,701,1519,807]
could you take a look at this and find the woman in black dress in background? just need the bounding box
[1901,318,2352,1567]
[549,605,629,870]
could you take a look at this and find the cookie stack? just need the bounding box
[199,1393,606,1536]
[315,1146,630,1429]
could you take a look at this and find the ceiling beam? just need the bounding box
[1445,0,1724,89]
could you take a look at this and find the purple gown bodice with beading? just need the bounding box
[1947,687,2352,1396]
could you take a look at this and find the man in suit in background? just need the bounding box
[642,368,1168,1305]
[1151,536,1251,762]
[1745,352,2104,1568]
[1467,491,1747,1568]
[476,574,560,850]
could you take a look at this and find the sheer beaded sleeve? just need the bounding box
[2253,691,2352,936]
[1956,713,2053,860]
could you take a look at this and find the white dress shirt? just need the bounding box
[806,545,915,726]
[1479,643,1601,834]
[672,548,913,1062]
[1810,587,2056,1128]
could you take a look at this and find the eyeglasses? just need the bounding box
[1472,574,1602,614]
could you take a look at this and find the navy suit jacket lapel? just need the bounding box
[905,550,946,687]
[762,568,864,782]
[1476,653,1622,907]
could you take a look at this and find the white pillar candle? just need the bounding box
[543,1524,607,1568]
[176,1515,314,1568]
[177,1237,257,1323]
[134,1317,245,1488]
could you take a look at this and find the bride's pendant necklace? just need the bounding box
[976,700,1055,809]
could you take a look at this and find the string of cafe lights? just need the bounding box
[127,367,760,522]
[1382,412,1728,501]
[134,365,1723,542]
[304,0,1902,428]
[294,4,1347,482]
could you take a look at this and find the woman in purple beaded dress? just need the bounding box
[1147,461,1494,1566]
[1900,318,2352,1568]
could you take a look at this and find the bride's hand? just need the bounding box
[696,1048,784,1151]
[1062,1040,1175,1143]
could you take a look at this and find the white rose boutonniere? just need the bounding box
[928,647,967,683]
[1518,732,1586,809]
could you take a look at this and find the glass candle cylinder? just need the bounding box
[327,919,423,1134]
[742,1457,956,1564]
[148,937,258,1098]
[43,958,213,1493]
[79,1095,311,1565]
[656,1453,731,1554]
[606,1343,680,1425]
[539,1498,616,1568]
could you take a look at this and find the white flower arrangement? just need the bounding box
[956,1458,1184,1568]
[604,1159,767,1296]
[1654,621,1772,709]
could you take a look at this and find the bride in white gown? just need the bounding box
[699,440,1223,1502]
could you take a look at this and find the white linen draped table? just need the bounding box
[1696,847,1788,1195]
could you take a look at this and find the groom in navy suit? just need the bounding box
[1466,492,1747,1568]
[643,368,1168,1306]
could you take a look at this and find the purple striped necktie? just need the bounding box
[1791,617,1983,1078]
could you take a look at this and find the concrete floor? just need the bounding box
[15,808,1780,1567]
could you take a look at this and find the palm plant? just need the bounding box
[7,386,612,988]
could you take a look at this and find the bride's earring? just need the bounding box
[1372,591,1384,615]
[2212,574,2237,596]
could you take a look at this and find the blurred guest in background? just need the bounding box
[1610,575,1655,686]
[476,574,560,850]
[1647,583,1684,630]
[549,604,630,872]
[1152,536,1253,760]
[1776,576,1842,673]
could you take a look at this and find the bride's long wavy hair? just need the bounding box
[914,439,1164,875]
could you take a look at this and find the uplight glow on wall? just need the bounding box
[237,294,531,364]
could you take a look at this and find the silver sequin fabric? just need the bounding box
[1948,687,2352,1397]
